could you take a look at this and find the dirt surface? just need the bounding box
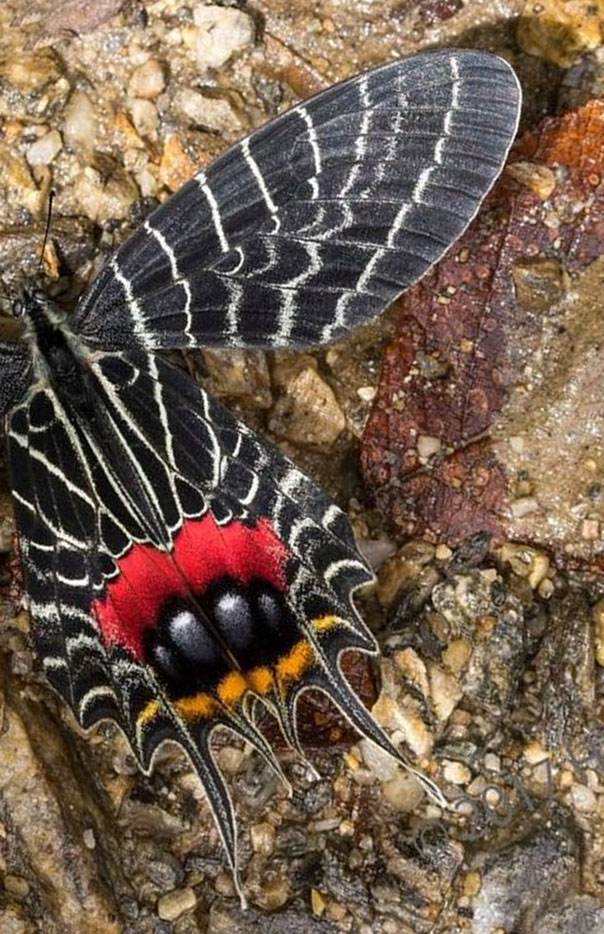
[0,1,603,933]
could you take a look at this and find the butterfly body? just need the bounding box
[0,50,522,898]
[17,293,88,410]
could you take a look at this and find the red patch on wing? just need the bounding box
[93,515,288,660]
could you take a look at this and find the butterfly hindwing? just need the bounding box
[73,50,520,352]
[9,346,437,894]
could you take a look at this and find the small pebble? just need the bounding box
[326,899,347,922]
[581,518,600,540]
[194,5,254,71]
[381,772,425,813]
[499,544,549,588]
[568,783,597,812]
[73,164,139,223]
[417,434,441,460]
[557,769,574,791]
[159,133,198,192]
[523,741,548,765]
[528,552,550,589]
[357,739,399,782]
[175,88,242,133]
[26,129,62,166]
[83,829,96,849]
[442,760,472,785]
[129,98,159,138]
[250,822,276,855]
[214,872,235,898]
[435,544,452,560]
[268,367,346,449]
[3,875,30,899]
[506,161,556,199]
[311,888,326,916]
[157,887,197,922]
[62,91,97,150]
[532,759,553,785]
[484,753,501,773]
[255,872,289,910]
[442,639,472,673]
[538,578,555,599]
[128,59,165,99]
[463,871,482,897]
[372,694,434,757]
[216,746,244,773]
[510,496,539,518]
[428,662,462,722]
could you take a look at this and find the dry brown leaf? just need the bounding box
[362,100,604,570]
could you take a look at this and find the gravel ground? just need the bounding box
[0,2,603,933]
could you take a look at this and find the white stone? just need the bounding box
[510,496,540,518]
[193,5,254,71]
[26,129,62,166]
[417,434,441,460]
[357,737,399,782]
[63,91,97,150]
[428,663,462,722]
[483,753,501,773]
[128,59,165,99]
[442,760,472,785]
[382,772,425,812]
[129,98,159,138]
[174,88,241,133]
[569,784,597,812]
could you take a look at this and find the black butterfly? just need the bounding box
[0,49,520,899]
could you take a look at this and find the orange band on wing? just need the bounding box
[217,671,248,707]
[174,692,216,719]
[276,639,314,684]
[248,666,274,695]
[312,614,339,632]
[137,699,161,727]
[146,628,330,726]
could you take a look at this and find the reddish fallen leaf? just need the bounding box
[260,653,376,751]
[362,100,604,569]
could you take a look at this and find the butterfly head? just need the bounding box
[13,286,66,331]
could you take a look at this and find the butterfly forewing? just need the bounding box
[1,49,522,898]
[73,50,520,351]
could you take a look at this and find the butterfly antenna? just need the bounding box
[38,189,56,275]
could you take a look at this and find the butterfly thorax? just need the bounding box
[20,291,93,413]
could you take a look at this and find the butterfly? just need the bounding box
[0,49,520,900]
